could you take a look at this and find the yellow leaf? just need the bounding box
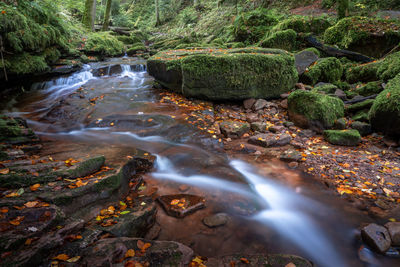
[24,201,39,208]
[0,168,10,175]
[30,184,40,191]
[67,256,81,263]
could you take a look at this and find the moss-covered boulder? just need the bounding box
[301,57,343,85]
[126,43,146,56]
[345,99,375,114]
[271,16,332,35]
[288,90,344,132]
[233,8,279,43]
[323,129,361,146]
[345,61,380,84]
[369,73,400,137]
[356,81,383,96]
[260,29,298,51]
[148,48,298,100]
[324,17,400,58]
[84,32,124,57]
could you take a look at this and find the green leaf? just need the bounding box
[120,211,130,215]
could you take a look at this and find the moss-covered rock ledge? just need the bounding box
[147,47,298,101]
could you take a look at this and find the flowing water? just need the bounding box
[3,57,397,266]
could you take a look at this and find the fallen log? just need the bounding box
[344,94,377,105]
[304,35,374,63]
[94,25,132,36]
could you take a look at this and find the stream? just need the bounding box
[3,57,396,266]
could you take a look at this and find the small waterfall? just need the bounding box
[120,64,146,79]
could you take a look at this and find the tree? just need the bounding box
[155,0,161,26]
[83,0,97,31]
[102,0,112,30]
[338,0,349,19]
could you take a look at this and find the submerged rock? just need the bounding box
[148,48,298,100]
[157,194,205,218]
[248,133,292,147]
[361,223,391,254]
[323,130,361,146]
[203,213,229,228]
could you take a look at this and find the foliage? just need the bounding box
[84,32,124,56]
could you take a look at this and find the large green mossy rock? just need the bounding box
[288,90,344,132]
[369,74,400,137]
[259,29,298,51]
[300,57,343,85]
[323,129,361,146]
[271,16,332,35]
[148,48,298,101]
[324,17,400,58]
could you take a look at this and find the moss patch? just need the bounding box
[260,29,298,51]
[323,129,361,146]
[301,57,343,85]
[84,32,124,57]
[355,81,383,96]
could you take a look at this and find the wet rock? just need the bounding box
[351,121,372,136]
[94,201,157,237]
[280,99,288,109]
[252,99,268,111]
[295,83,306,90]
[323,130,361,146]
[246,113,259,123]
[361,223,391,253]
[144,222,162,240]
[178,184,190,192]
[269,125,285,133]
[243,98,256,110]
[64,155,105,179]
[0,116,39,145]
[158,194,205,218]
[333,118,347,130]
[81,237,193,267]
[248,133,291,148]
[250,122,268,133]
[298,129,315,138]
[283,121,295,128]
[335,89,347,100]
[295,50,319,75]
[280,150,302,162]
[288,162,299,169]
[203,213,229,228]
[385,222,400,246]
[220,121,250,138]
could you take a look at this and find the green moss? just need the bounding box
[337,0,349,19]
[333,81,351,90]
[233,8,279,43]
[3,52,49,75]
[43,47,61,64]
[346,99,374,114]
[302,47,321,57]
[271,16,332,35]
[288,90,344,130]
[260,29,298,51]
[314,84,338,94]
[84,32,124,56]
[353,110,369,122]
[66,156,105,179]
[369,73,400,136]
[127,43,146,56]
[345,61,380,83]
[301,57,343,85]
[93,172,122,192]
[355,81,383,96]
[376,51,400,81]
[323,129,361,146]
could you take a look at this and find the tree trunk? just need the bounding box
[338,0,349,19]
[83,0,95,31]
[155,0,161,26]
[102,0,112,31]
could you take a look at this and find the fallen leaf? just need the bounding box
[24,201,39,208]
[240,257,249,264]
[0,168,10,175]
[125,249,135,258]
[25,238,33,245]
[67,256,81,263]
[53,254,69,261]
[0,207,9,213]
[285,263,296,267]
[30,184,40,191]
[137,240,145,250]
[9,216,24,226]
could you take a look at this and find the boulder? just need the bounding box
[157,194,205,218]
[203,213,229,228]
[361,223,392,254]
[260,29,298,51]
[280,150,302,162]
[250,122,268,133]
[252,99,268,111]
[148,48,298,100]
[300,57,343,85]
[323,130,361,146]
[220,121,250,138]
[295,50,319,75]
[345,99,374,114]
[288,90,344,132]
[351,121,372,136]
[243,98,256,110]
[333,118,347,130]
[369,74,400,137]
[385,222,400,246]
[356,81,383,97]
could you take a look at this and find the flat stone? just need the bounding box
[246,113,259,123]
[280,150,302,162]
[335,89,347,100]
[243,98,256,110]
[216,254,313,267]
[220,121,250,138]
[361,223,391,253]
[157,194,206,218]
[251,122,268,133]
[203,213,229,228]
[252,99,268,111]
[283,121,295,128]
[269,125,285,133]
[351,121,372,136]
[248,133,292,148]
[385,222,400,246]
[280,99,288,109]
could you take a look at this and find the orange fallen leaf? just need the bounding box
[9,216,24,226]
[137,240,145,250]
[30,184,40,191]
[240,257,249,264]
[141,243,151,252]
[24,201,39,208]
[0,168,9,175]
[125,249,135,258]
[53,254,69,261]
[0,207,8,213]
[25,238,33,245]
[31,172,39,177]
